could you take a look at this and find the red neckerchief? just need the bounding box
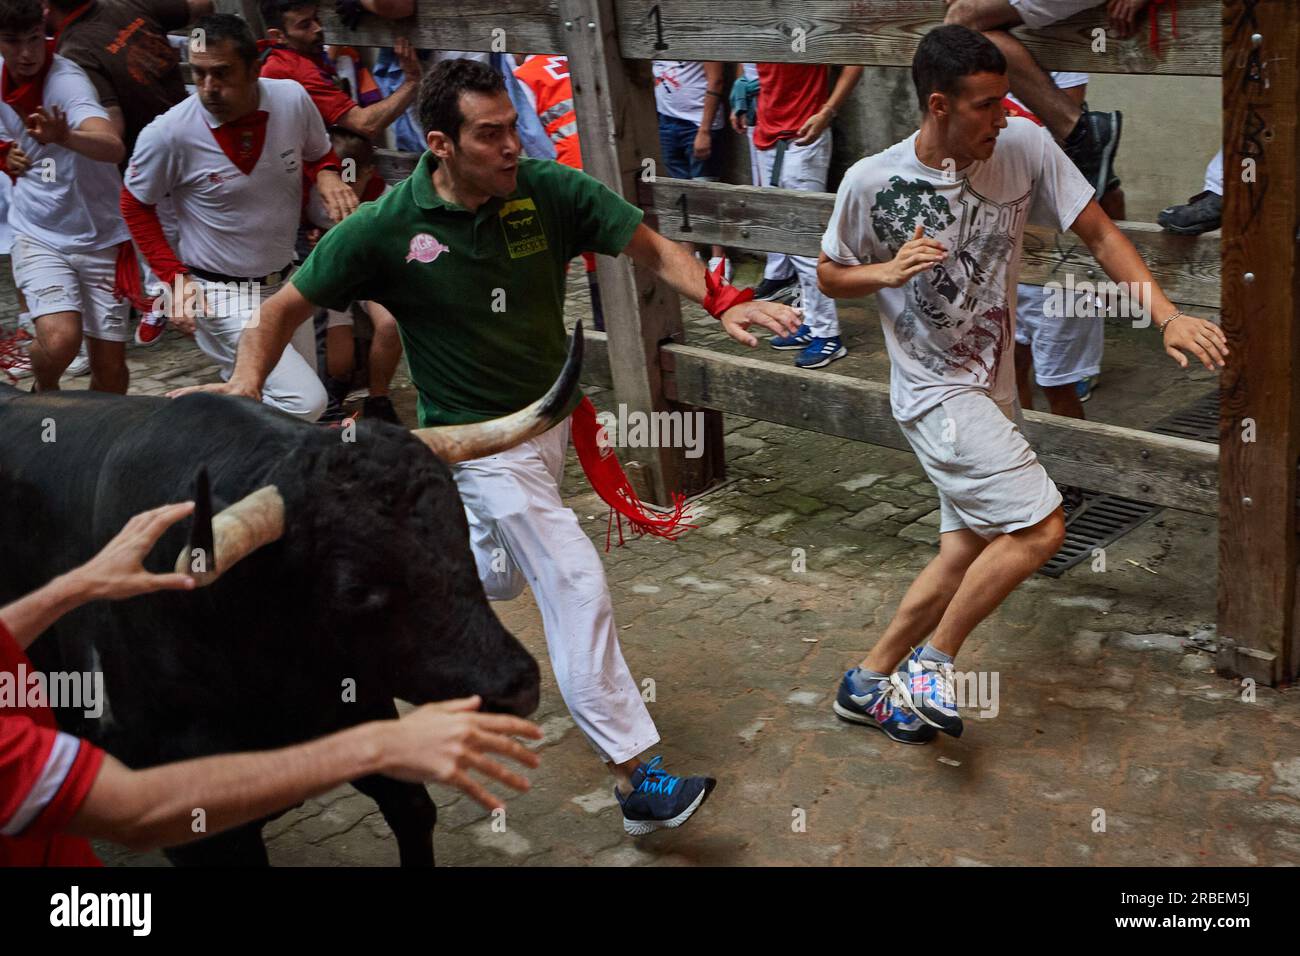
[360,172,386,202]
[209,109,269,175]
[571,397,694,551]
[1,39,55,119]
[52,0,96,47]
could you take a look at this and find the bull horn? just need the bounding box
[174,483,285,587]
[410,320,585,464]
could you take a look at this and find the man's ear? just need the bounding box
[426,129,452,161]
[927,91,949,120]
[265,27,284,44]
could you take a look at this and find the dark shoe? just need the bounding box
[615,756,716,836]
[362,394,401,425]
[1058,483,1086,519]
[754,274,798,302]
[1064,107,1122,202]
[833,670,937,745]
[1157,190,1222,235]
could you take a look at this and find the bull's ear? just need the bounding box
[188,466,216,575]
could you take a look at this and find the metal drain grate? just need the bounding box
[1038,491,1162,577]
[1150,391,1219,443]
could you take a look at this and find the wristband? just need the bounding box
[702,257,754,319]
[1157,309,1185,334]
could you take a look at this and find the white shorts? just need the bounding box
[10,233,130,342]
[1013,283,1103,387]
[1010,0,1104,29]
[900,390,1062,540]
[325,301,372,329]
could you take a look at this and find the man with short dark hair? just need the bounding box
[174,57,802,837]
[120,13,355,420]
[258,0,421,142]
[819,25,1226,745]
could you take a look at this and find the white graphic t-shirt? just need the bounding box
[652,60,724,129]
[822,117,1093,423]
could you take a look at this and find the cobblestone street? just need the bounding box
[7,260,1297,868]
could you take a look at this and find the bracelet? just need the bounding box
[1157,310,1185,334]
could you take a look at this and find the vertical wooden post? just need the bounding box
[1218,0,1300,685]
[559,0,725,503]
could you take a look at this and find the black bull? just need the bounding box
[0,341,589,864]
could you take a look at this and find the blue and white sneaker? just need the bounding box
[794,335,847,369]
[615,756,716,836]
[891,648,963,738]
[1075,375,1097,403]
[770,323,813,350]
[832,670,937,745]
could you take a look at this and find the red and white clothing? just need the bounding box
[652,60,724,131]
[0,53,129,254]
[258,43,356,128]
[514,55,582,171]
[122,78,334,420]
[124,77,336,281]
[0,620,104,867]
[754,63,828,149]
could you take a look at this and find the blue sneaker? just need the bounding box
[615,756,716,836]
[769,322,813,350]
[832,670,937,745]
[794,335,847,369]
[1075,376,1096,403]
[891,648,963,738]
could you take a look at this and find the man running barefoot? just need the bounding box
[818,26,1225,744]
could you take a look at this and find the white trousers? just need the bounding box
[452,417,660,765]
[756,130,839,337]
[193,275,326,422]
[1204,148,1224,196]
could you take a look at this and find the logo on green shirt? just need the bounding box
[499,197,548,259]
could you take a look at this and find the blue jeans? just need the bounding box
[657,113,720,180]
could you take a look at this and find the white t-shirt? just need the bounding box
[1006,71,1088,114]
[822,117,1093,423]
[125,78,331,277]
[0,54,129,254]
[652,60,724,129]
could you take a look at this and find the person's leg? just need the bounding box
[782,131,844,362]
[325,322,355,381]
[77,246,131,394]
[860,528,990,674]
[364,303,402,398]
[29,311,81,391]
[1015,341,1035,410]
[979,30,1082,140]
[754,139,796,285]
[928,508,1065,657]
[1204,148,1224,196]
[85,337,128,394]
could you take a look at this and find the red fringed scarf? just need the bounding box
[1148,0,1177,57]
[1,38,55,119]
[570,397,696,551]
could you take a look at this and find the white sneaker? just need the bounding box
[65,346,90,377]
[707,256,733,283]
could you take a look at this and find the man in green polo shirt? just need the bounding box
[173,58,800,837]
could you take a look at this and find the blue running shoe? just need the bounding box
[794,335,847,369]
[832,670,937,745]
[1075,375,1096,403]
[770,323,813,350]
[615,756,716,836]
[891,648,963,737]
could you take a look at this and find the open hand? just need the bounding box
[67,502,197,601]
[720,299,803,347]
[1163,313,1228,371]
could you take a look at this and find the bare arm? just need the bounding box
[337,38,420,140]
[27,110,124,164]
[0,503,197,652]
[698,61,724,131]
[621,222,802,346]
[816,224,948,300]
[796,66,863,146]
[68,697,541,852]
[1070,200,1227,370]
[104,104,126,143]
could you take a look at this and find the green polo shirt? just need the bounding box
[291,152,644,426]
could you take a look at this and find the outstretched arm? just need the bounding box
[1070,200,1227,370]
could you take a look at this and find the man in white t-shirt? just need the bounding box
[0,0,129,394]
[120,13,355,421]
[652,59,728,277]
[818,25,1226,745]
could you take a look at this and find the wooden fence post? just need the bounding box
[1218,0,1300,684]
[559,0,725,503]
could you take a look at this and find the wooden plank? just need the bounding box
[560,0,724,502]
[616,0,1220,75]
[645,178,1222,310]
[319,0,563,53]
[1217,0,1300,685]
[575,330,1220,514]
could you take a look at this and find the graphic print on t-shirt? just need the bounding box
[872,174,1029,387]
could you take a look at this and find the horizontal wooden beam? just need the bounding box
[574,329,1220,515]
[616,0,1219,75]
[646,178,1221,310]
[318,0,1218,74]
[319,0,563,53]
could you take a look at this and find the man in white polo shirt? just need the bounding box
[121,13,355,420]
[0,0,130,394]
